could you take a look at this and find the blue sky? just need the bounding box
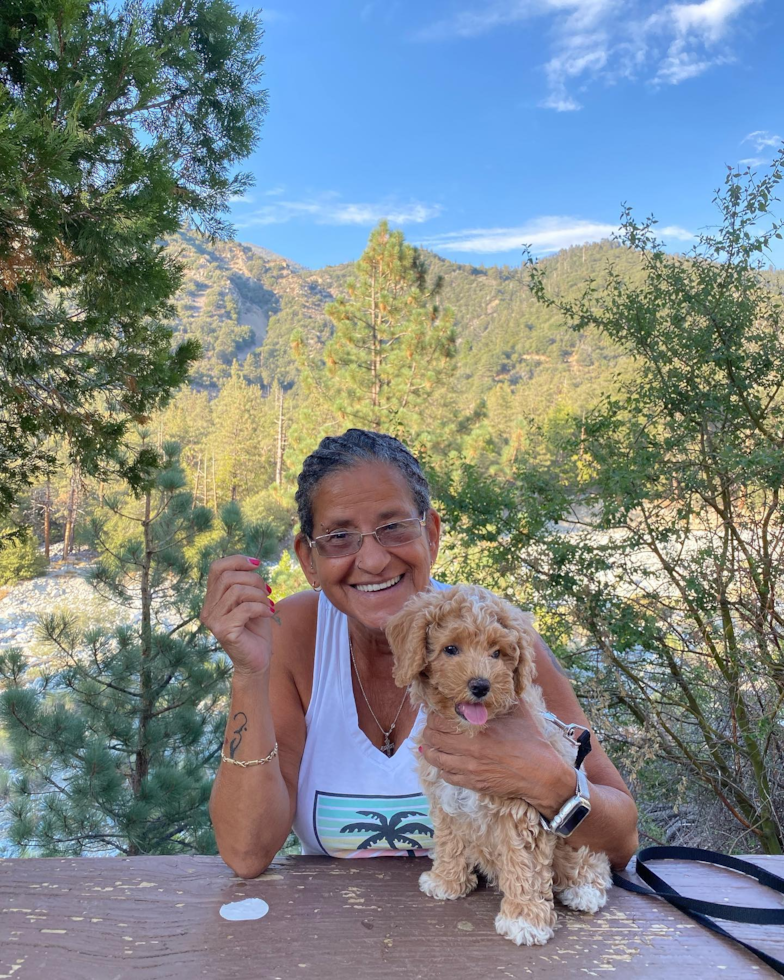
[228,0,784,269]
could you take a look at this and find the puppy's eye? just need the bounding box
[490,649,501,659]
[443,645,459,657]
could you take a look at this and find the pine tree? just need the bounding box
[0,442,276,856]
[0,0,267,520]
[206,363,275,501]
[0,526,47,586]
[295,221,457,441]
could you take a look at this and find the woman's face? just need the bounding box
[295,461,440,632]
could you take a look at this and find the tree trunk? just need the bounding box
[370,261,380,420]
[43,479,51,561]
[62,467,78,559]
[193,455,201,509]
[275,387,285,485]
[130,489,155,855]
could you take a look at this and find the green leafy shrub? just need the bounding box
[0,530,47,586]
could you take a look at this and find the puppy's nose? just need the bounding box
[468,677,491,699]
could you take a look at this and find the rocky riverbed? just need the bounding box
[0,549,138,666]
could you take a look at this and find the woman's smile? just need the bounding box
[352,573,404,593]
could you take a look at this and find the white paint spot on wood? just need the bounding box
[219,897,270,921]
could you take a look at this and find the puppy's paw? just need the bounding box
[494,912,554,946]
[555,882,608,914]
[419,869,478,900]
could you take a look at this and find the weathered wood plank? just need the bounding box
[1,854,782,978]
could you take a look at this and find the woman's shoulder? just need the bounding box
[276,587,320,617]
[274,589,320,653]
[271,590,320,710]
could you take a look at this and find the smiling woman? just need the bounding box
[201,429,638,879]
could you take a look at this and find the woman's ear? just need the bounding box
[426,508,441,565]
[293,532,317,587]
[386,592,440,688]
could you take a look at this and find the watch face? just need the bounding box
[559,802,591,837]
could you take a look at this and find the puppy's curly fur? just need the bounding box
[385,584,611,946]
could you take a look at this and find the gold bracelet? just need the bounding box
[220,743,279,767]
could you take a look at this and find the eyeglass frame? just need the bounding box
[307,513,428,558]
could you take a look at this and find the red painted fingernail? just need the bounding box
[247,557,260,567]
[266,584,272,594]
[270,602,275,612]
[418,745,423,753]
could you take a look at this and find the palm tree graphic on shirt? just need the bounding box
[340,809,434,850]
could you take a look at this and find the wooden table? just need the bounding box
[1,853,783,979]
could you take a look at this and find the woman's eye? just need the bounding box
[443,645,459,657]
[490,650,501,659]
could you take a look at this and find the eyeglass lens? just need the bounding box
[316,518,423,556]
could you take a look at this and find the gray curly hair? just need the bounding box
[295,429,431,540]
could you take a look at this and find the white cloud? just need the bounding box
[659,224,698,240]
[415,0,616,41]
[416,0,760,109]
[542,38,610,111]
[649,0,755,85]
[743,130,783,151]
[668,0,753,43]
[236,195,442,228]
[418,216,694,254]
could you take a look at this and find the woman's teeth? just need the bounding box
[355,575,403,593]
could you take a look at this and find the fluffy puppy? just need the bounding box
[385,584,611,946]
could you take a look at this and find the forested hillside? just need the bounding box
[163,232,651,489]
[170,229,634,396]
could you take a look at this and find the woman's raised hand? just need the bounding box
[199,555,276,677]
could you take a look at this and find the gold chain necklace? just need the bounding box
[348,635,409,757]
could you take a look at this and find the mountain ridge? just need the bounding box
[167,229,784,428]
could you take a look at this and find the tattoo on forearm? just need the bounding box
[229,711,248,759]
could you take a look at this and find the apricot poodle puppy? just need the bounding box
[385,584,611,946]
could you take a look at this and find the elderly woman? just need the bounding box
[202,429,638,878]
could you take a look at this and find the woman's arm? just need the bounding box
[529,635,638,869]
[419,632,638,870]
[208,637,305,878]
[202,561,314,878]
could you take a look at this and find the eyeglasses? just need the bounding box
[309,515,427,558]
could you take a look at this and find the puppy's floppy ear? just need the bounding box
[386,590,443,688]
[493,597,538,698]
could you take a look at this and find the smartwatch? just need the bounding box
[539,767,592,837]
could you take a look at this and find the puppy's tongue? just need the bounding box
[458,702,488,726]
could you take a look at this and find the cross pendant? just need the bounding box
[382,733,394,757]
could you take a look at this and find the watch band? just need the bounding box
[539,767,592,837]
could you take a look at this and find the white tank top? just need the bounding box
[292,582,450,858]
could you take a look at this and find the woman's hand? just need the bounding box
[420,699,575,818]
[199,555,276,678]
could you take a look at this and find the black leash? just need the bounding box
[574,729,591,769]
[541,711,592,769]
[612,845,784,976]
